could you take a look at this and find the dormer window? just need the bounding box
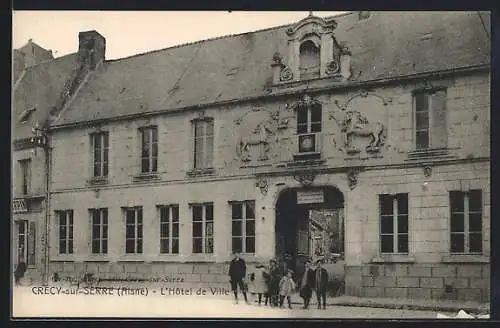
[299,40,320,79]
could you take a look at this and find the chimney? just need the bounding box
[78,30,106,69]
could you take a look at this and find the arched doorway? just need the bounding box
[275,186,345,291]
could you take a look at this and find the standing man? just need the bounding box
[315,259,329,309]
[299,259,315,309]
[229,251,250,304]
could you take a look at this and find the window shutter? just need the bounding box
[431,90,447,149]
[28,221,36,266]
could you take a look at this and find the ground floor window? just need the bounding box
[90,208,108,254]
[379,193,409,254]
[56,210,74,254]
[192,203,214,254]
[124,207,143,254]
[450,190,482,254]
[159,205,179,254]
[230,200,255,253]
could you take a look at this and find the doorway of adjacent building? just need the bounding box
[14,220,36,271]
[275,186,345,295]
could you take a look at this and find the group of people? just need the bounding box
[228,252,330,310]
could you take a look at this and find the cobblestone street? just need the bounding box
[12,286,446,318]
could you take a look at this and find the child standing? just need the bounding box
[278,270,296,309]
[250,263,269,305]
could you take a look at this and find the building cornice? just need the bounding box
[48,64,490,132]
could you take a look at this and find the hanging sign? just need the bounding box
[297,189,324,204]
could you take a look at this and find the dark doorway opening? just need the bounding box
[275,186,345,292]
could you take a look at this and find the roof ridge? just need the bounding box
[107,11,354,63]
[22,52,76,72]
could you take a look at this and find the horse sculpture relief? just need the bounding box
[330,107,386,153]
[237,120,276,162]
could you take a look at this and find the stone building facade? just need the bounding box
[14,11,491,302]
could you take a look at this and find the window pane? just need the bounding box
[469,233,482,253]
[450,233,465,253]
[297,108,307,133]
[381,235,393,253]
[232,221,242,236]
[126,209,135,225]
[380,195,393,215]
[193,238,202,253]
[103,210,108,225]
[152,156,158,172]
[311,122,322,133]
[160,223,169,237]
[415,93,428,112]
[416,112,429,129]
[171,206,179,222]
[59,240,66,254]
[416,130,429,149]
[232,237,242,253]
[193,206,203,221]
[27,222,36,265]
[160,239,169,254]
[92,224,101,239]
[397,234,408,253]
[206,222,214,237]
[450,213,465,232]
[246,220,255,236]
[245,201,255,219]
[206,237,214,253]
[206,121,214,137]
[126,225,135,239]
[60,225,66,237]
[172,239,179,254]
[69,226,73,239]
[137,224,143,238]
[246,237,255,253]
[450,191,464,212]
[381,216,393,234]
[59,214,65,227]
[137,239,143,253]
[160,207,169,223]
[102,240,108,254]
[232,203,243,219]
[397,194,408,215]
[68,240,73,254]
[92,239,100,254]
[205,204,213,221]
[102,225,108,239]
[193,222,203,237]
[137,208,143,224]
[397,215,408,233]
[468,190,482,212]
[172,224,179,238]
[94,163,101,177]
[469,213,482,232]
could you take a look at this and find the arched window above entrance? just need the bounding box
[299,40,320,79]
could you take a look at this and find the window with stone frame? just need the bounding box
[124,207,143,254]
[379,194,409,254]
[449,190,483,254]
[296,103,322,153]
[19,159,31,195]
[139,126,158,174]
[193,119,214,170]
[159,205,180,254]
[56,210,74,254]
[299,40,321,80]
[192,203,214,254]
[90,208,108,255]
[231,200,256,254]
[90,132,109,178]
[413,88,447,150]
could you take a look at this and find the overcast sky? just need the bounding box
[13,11,348,60]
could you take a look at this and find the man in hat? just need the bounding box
[267,258,281,307]
[299,259,315,309]
[315,259,329,309]
[228,251,249,304]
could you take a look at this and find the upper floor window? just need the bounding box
[56,210,74,255]
[19,159,31,195]
[296,103,322,154]
[159,205,180,254]
[299,40,320,80]
[192,203,214,254]
[193,119,214,170]
[124,207,143,254]
[379,194,409,254]
[413,89,447,150]
[90,208,108,255]
[231,201,256,254]
[90,132,109,178]
[139,126,158,174]
[450,190,482,254]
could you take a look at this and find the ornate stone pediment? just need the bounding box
[285,15,337,38]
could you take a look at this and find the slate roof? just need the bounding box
[13,53,78,139]
[35,11,493,127]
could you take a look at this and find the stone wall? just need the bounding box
[345,263,490,302]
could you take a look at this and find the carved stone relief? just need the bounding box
[346,167,363,190]
[234,105,293,164]
[423,165,433,178]
[255,178,269,195]
[328,91,392,155]
[293,172,316,186]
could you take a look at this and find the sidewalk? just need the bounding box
[284,294,490,314]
